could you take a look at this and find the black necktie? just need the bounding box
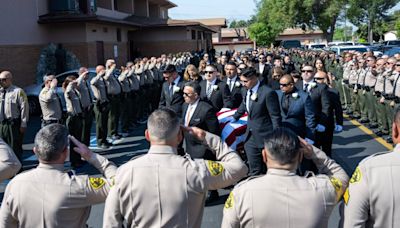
[1,90,6,120]
[282,93,290,114]
[304,83,309,92]
[248,89,253,111]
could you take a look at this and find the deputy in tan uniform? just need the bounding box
[76,67,94,146]
[343,106,400,227]
[91,65,112,149]
[342,53,353,112]
[118,66,132,136]
[39,75,63,127]
[0,138,21,183]
[63,76,84,168]
[363,56,378,127]
[222,128,349,228]
[0,123,116,228]
[104,59,122,140]
[102,108,248,228]
[0,71,29,161]
[374,58,389,136]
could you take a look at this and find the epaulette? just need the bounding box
[234,175,263,189]
[129,153,146,161]
[67,170,76,178]
[359,151,390,164]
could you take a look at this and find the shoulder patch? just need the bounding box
[350,166,362,184]
[330,177,344,201]
[207,160,224,176]
[343,187,350,205]
[89,177,105,190]
[224,191,234,209]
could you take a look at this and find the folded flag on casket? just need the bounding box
[217,108,248,150]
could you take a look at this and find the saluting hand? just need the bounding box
[298,137,313,159]
[182,126,206,141]
[69,135,93,161]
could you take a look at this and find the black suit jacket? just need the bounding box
[182,101,220,159]
[222,76,244,108]
[158,77,186,116]
[233,84,282,147]
[295,80,332,127]
[328,87,343,126]
[255,63,271,84]
[200,79,233,111]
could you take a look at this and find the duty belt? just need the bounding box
[0,118,20,124]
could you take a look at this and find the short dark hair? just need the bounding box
[163,64,176,73]
[185,81,201,95]
[226,62,237,68]
[240,67,257,78]
[264,128,300,165]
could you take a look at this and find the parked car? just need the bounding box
[281,40,301,49]
[329,45,369,55]
[307,43,327,50]
[384,47,400,57]
[24,68,96,115]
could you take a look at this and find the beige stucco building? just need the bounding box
[0,0,214,86]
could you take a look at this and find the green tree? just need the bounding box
[249,0,347,45]
[333,26,353,41]
[347,0,399,42]
[248,22,278,46]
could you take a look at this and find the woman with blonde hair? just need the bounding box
[62,75,84,168]
[184,64,202,82]
[198,60,207,79]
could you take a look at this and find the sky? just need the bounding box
[169,0,257,22]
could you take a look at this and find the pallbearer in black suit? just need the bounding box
[314,71,342,156]
[233,67,282,176]
[223,62,243,108]
[276,74,316,141]
[182,81,221,203]
[255,54,270,84]
[200,64,233,111]
[159,64,185,116]
[182,81,220,159]
[295,65,332,156]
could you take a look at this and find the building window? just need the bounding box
[117,28,121,42]
[192,30,196,40]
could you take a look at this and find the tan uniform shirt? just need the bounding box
[343,145,400,228]
[343,61,353,80]
[374,71,385,92]
[103,132,248,228]
[39,87,62,121]
[364,67,377,88]
[357,68,367,86]
[91,75,109,103]
[0,85,29,128]
[0,138,21,183]
[222,146,349,228]
[392,72,400,97]
[349,69,359,85]
[64,83,83,115]
[76,76,93,109]
[0,153,116,228]
[384,70,395,95]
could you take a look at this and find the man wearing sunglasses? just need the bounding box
[276,74,316,143]
[199,64,233,112]
[0,71,29,163]
[295,66,331,161]
[159,64,185,116]
[255,54,270,84]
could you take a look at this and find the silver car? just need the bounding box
[24,68,97,115]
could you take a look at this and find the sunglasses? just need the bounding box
[205,71,214,74]
[0,78,8,82]
[279,83,292,87]
[396,64,400,66]
[314,77,325,81]
[301,70,313,73]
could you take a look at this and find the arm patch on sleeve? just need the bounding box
[207,160,224,176]
[89,177,105,190]
[350,166,362,183]
[330,177,344,201]
[224,191,234,209]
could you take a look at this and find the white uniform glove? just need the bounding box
[305,138,314,145]
[334,124,343,132]
[316,124,326,132]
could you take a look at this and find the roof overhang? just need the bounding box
[148,0,177,8]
